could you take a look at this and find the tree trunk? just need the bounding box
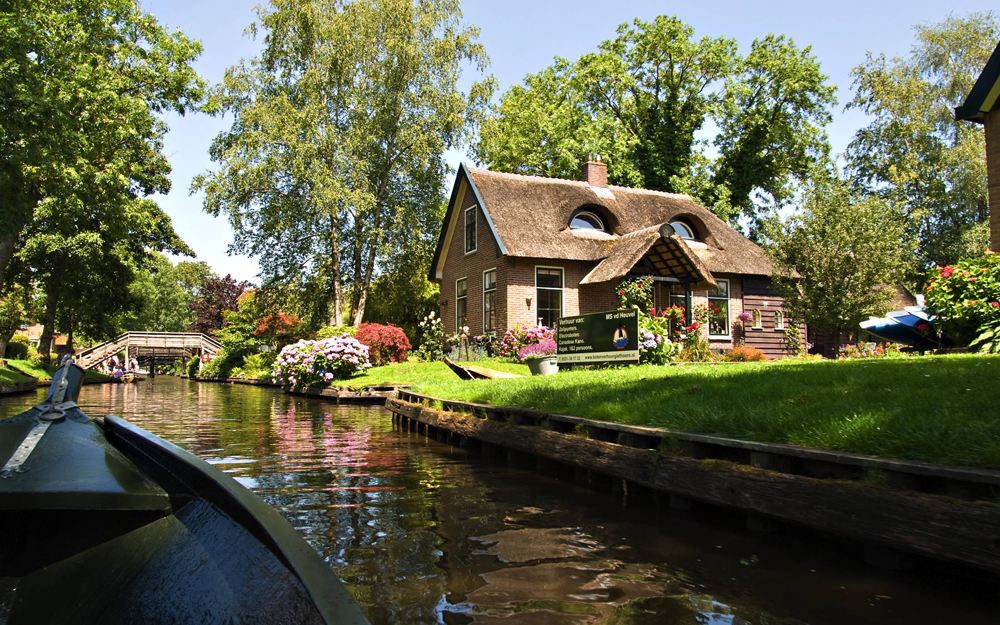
[0,232,17,291]
[38,281,60,364]
[328,217,343,327]
[352,230,380,326]
[350,215,365,320]
[0,336,8,368]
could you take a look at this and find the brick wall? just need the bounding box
[987,109,1000,253]
[439,184,505,335]
[506,258,588,328]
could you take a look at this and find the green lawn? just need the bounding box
[402,355,1000,470]
[0,365,35,391]
[5,359,109,382]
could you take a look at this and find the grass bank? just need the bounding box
[337,359,529,388]
[406,354,1000,470]
[0,365,35,392]
[5,359,109,382]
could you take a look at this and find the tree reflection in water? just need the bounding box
[1,377,995,624]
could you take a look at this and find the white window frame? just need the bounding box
[774,310,785,331]
[464,206,477,255]
[483,268,497,334]
[707,279,731,339]
[455,277,468,332]
[534,265,564,328]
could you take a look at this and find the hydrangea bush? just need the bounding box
[271,337,371,387]
[498,323,555,360]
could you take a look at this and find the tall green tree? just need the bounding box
[0,0,204,359]
[846,12,999,277]
[769,174,911,339]
[122,254,214,332]
[196,0,495,327]
[475,15,835,232]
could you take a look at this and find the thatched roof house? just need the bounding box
[430,160,803,358]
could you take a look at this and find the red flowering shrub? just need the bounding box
[616,277,653,311]
[354,323,411,366]
[254,312,305,349]
[925,250,1000,344]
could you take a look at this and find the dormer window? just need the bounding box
[570,209,607,232]
[669,219,697,240]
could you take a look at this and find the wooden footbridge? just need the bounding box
[76,332,223,370]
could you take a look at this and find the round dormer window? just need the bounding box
[570,209,607,232]
[669,219,697,240]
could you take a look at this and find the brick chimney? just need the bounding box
[581,154,608,188]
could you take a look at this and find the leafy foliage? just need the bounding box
[195,0,494,327]
[769,174,910,337]
[476,15,835,231]
[189,275,252,334]
[637,310,681,365]
[317,325,357,339]
[616,277,653,312]
[354,323,411,366]
[0,0,204,356]
[254,312,305,350]
[845,12,999,274]
[724,345,765,362]
[924,250,1000,345]
[413,312,445,361]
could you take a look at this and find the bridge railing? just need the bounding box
[76,331,223,369]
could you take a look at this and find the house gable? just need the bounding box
[429,163,507,281]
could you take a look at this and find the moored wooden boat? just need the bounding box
[443,357,525,381]
[0,358,369,625]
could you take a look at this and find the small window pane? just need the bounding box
[465,207,477,253]
[456,278,467,298]
[708,281,729,298]
[484,269,496,291]
[570,212,604,230]
[536,268,563,289]
[536,288,562,327]
[670,221,695,240]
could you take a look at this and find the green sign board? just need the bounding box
[557,309,640,365]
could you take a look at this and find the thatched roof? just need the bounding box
[466,167,777,277]
[580,224,717,290]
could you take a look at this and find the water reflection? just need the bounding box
[1,378,995,624]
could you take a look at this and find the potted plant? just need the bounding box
[518,337,558,375]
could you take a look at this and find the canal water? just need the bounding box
[1,377,996,624]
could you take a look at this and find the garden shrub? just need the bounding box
[725,345,765,362]
[254,312,305,349]
[924,250,1000,345]
[200,348,241,379]
[446,332,497,361]
[637,308,681,365]
[240,351,278,379]
[414,312,445,361]
[837,342,905,359]
[616,276,653,311]
[317,325,357,339]
[186,355,200,377]
[679,305,712,361]
[498,324,555,361]
[272,337,371,386]
[5,335,29,360]
[354,322,411,366]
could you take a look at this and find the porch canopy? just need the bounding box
[579,223,717,290]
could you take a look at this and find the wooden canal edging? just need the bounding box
[194,377,407,405]
[0,380,41,397]
[387,390,1000,578]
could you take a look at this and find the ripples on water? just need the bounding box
[1,377,996,624]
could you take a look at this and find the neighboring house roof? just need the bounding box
[430,164,777,282]
[956,40,1000,123]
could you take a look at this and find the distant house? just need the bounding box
[956,39,1000,251]
[429,160,805,358]
[14,324,71,355]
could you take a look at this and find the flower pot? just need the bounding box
[526,355,559,376]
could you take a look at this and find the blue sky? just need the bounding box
[145,0,988,282]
